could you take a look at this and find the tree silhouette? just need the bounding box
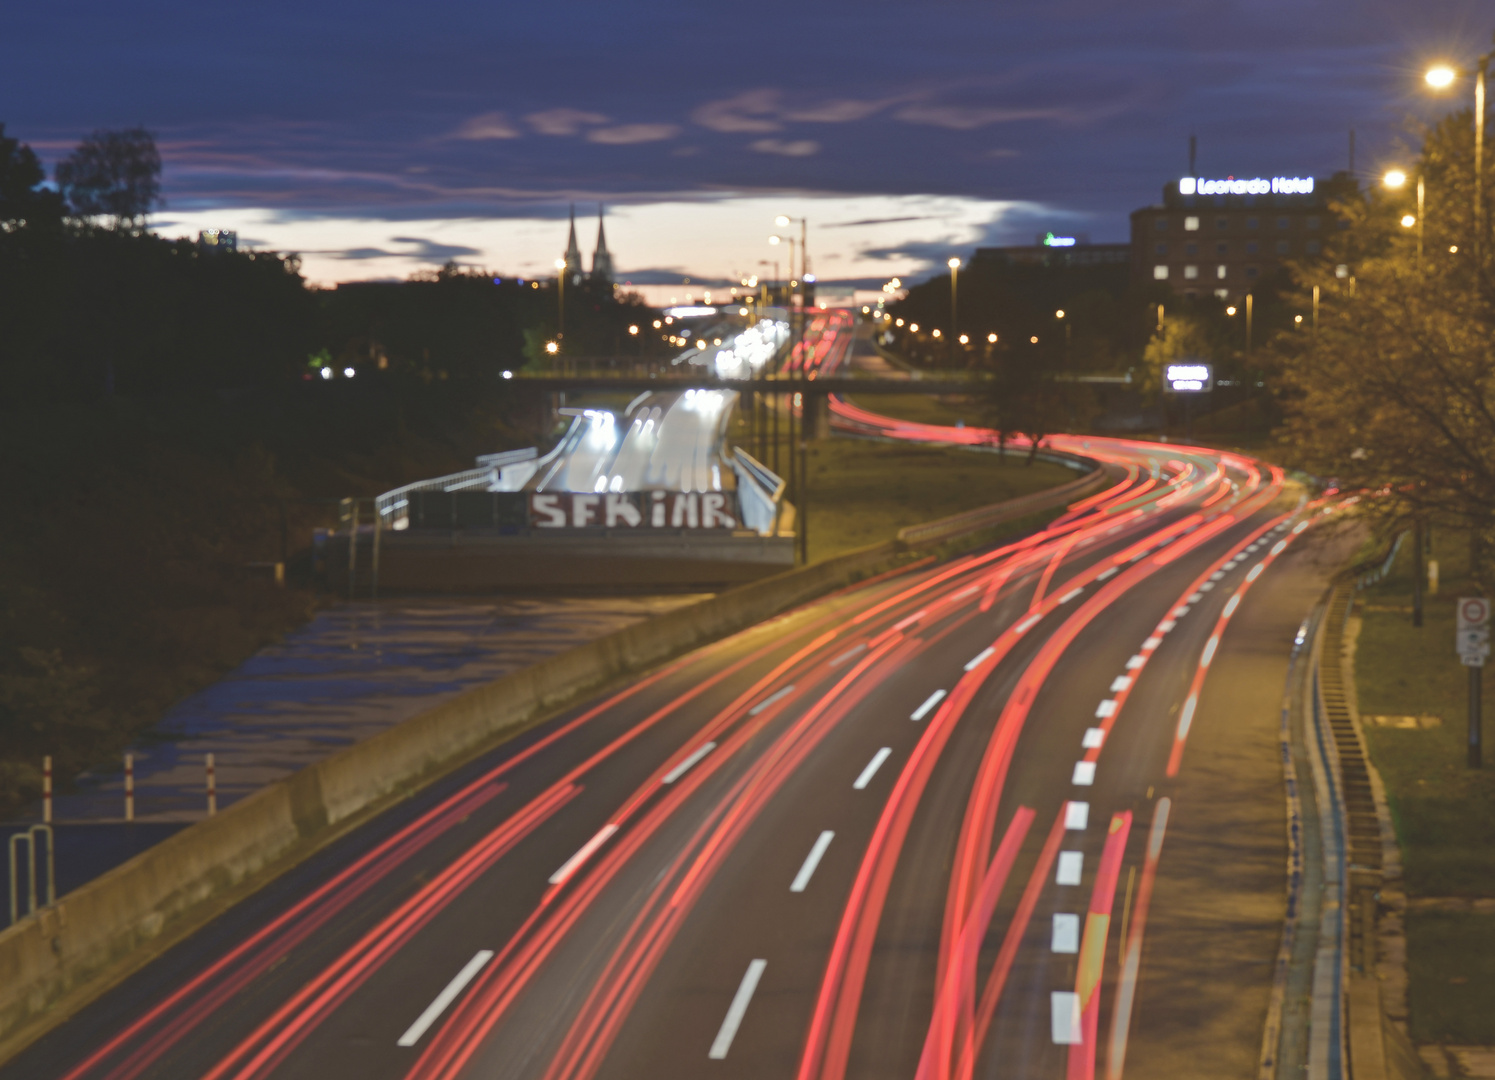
[55,127,161,230]
[0,124,64,228]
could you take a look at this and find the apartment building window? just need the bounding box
[1154,218,1168,231]
[1246,216,1259,229]
[1305,239,1321,254]
[1184,265,1199,279]
[1215,241,1228,255]
[1276,216,1290,230]
[1216,217,1229,229]
[1154,242,1167,255]
[1246,241,1259,255]
[1184,216,1200,231]
[1246,265,1260,278]
[1216,264,1228,279]
[1276,240,1290,254]
[1153,265,1169,280]
[1185,242,1198,255]
[1307,216,1320,229]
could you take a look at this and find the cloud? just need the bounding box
[783,98,890,124]
[331,236,483,261]
[751,138,820,157]
[586,123,681,145]
[892,103,1068,130]
[451,112,521,140]
[823,215,930,228]
[692,90,783,133]
[525,109,609,136]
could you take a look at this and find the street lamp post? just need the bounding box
[1385,168,1427,265]
[1427,52,1494,266]
[553,258,567,370]
[947,257,960,362]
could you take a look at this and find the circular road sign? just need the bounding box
[1459,597,1491,630]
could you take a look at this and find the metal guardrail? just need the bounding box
[729,446,786,536]
[8,824,54,926]
[1354,531,1407,590]
[375,448,538,529]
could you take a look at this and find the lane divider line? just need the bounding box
[790,831,835,893]
[396,951,494,1048]
[708,959,767,1059]
[853,748,893,790]
[830,643,868,668]
[662,742,717,784]
[911,689,947,722]
[1059,587,1085,604]
[964,646,996,671]
[548,824,619,886]
[748,685,796,715]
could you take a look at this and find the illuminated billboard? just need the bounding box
[1178,176,1315,196]
[1165,363,1213,393]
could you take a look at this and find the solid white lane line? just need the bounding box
[911,689,947,721]
[1082,727,1105,749]
[965,646,996,671]
[830,643,867,668]
[1052,991,1082,1044]
[709,959,768,1059]
[1052,913,1080,954]
[1065,801,1090,830]
[1109,675,1132,692]
[663,742,716,784]
[1072,761,1097,786]
[549,824,619,885]
[1056,851,1084,885]
[1014,613,1043,635]
[1097,565,1120,581]
[748,685,795,716]
[790,831,835,892]
[397,950,495,1047]
[1223,594,1242,617]
[1058,586,1085,604]
[853,748,893,790]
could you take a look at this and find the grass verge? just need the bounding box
[1352,522,1495,1044]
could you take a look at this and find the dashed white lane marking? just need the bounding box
[397,950,495,1047]
[1094,700,1117,719]
[911,689,947,721]
[1052,913,1080,954]
[1052,991,1083,1044]
[1125,654,1145,670]
[830,643,867,668]
[1058,586,1085,604]
[1082,728,1105,749]
[1246,563,1265,582]
[854,747,893,790]
[1223,594,1242,617]
[549,824,620,885]
[1270,539,1288,556]
[748,685,796,716]
[1200,581,1215,592]
[1172,605,1190,617]
[1072,761,1097,786]
[1176,694,1199,741]
[1056,851,1084,885]
[790,831,835,892]
[709,959,768,1059]
[663,742,717,784]
[1210,571,1225,581]
[948,585,979,603]
[965,646,996,671]
[1109,675,1132,692]
[1014,612,1043,634]
[1223,561,1238,571]
[1188,592,1204,603]
[1158,619,1177,633]
[1065,802,1090,830]
[1097,566,1120,581]
[893,609,927,632]
[1200,635,1219,667]
[1143,636,1162,649]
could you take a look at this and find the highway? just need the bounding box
[4,405,1352,1080]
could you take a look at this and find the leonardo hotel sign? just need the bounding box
[1179,176,1315,196]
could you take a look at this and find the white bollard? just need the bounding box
[206,753,217,816]
[43,756,52,824]
[124,753,134,822]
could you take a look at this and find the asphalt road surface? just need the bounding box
[6,421,1353,1080]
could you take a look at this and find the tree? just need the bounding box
[0,124,64,228]
[55,127,161,230]
[1271,108,1495,584]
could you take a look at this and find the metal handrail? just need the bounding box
[375,448,539,528]
[8,824,54,926]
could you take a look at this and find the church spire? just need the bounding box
[562,203,583,283]
[591,203,614,284]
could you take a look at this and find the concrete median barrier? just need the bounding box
[0,456,1106,1061]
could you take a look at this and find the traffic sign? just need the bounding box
[1458,597,1491,668]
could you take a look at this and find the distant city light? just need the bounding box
[803,273,816,283]
[666,306,717,317]
[1030,336,1039,344]
[545,341,559,354]
[987,333,997,343]
[653,319,663,328]
[1383,169,1407,189]
[319,366,333,380]
[895,318,904,327]
[1226,306,1237,316]
[739,307,749,316]
[947,257,960,268]
[1294,315,1304,324]
[628,324,639,335]
[958,334,969,344]
[931,329,941,338]
[1401,214,1417,228]
[554,258,566,269]
[343,367,355,378]
[775,215,791,226]
[502,370,513,379]
[1055,309,1066,319]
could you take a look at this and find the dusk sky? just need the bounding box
[4,0,1487,289]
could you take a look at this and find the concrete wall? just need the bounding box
[0,460,1105,1061]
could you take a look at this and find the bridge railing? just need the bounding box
[375,447,538,530]
[730,446,786,536]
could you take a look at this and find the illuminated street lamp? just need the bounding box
[1401,214,1418,228]
[1426,53,1494,262]
[947,257,961,358]
[554,257,568,343]
[1384,167,1426,263]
